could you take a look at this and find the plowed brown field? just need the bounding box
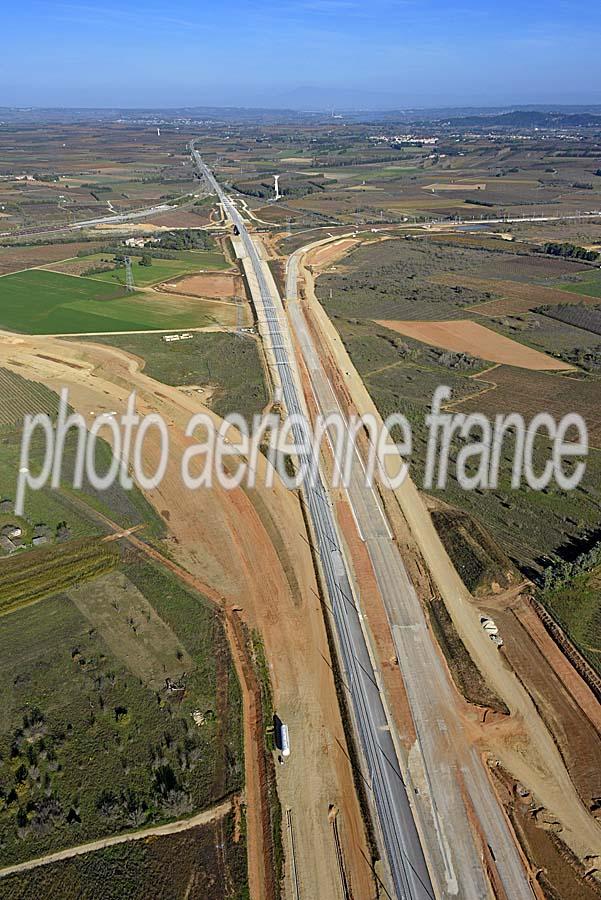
[167,272,245,300]
[375,318,573,370]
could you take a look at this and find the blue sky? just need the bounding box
[3,0,600,109]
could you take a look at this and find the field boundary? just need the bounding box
[529,595,601,706]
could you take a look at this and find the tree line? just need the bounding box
[536,241,599,261]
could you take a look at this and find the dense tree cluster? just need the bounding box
[155,229,214,251]
[537,241,599,261]
[540,541,601,591]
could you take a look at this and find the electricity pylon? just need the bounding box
[124,256,135,292]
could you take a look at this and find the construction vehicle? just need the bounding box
[480,615,503,648]
[274,714,291,757]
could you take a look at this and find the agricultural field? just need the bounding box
[0,539,118,616]
[1,118,600,236]
[0,813,247,900]
[395,374,601,574]
[439,245,591,282]
[43,249,228,284]
[375,318,570,370]
[316,234,601,575]
[232,171,331,200]
[205,124,601,227]
[509,217,601,247]
[317,237,511,321]
[0,124,200,233]
[165,271,246,302]
[84,251,230,288]
[559,269,601,299]
[435,273,600,317]
[0,368,60,429]
[0,269,215,334]
[540,565,601,676]
[0,241,107,276]
[0,369,96,544]
[0,553,243,867]
[0,367,165,547]
[499,313,601,357]
[89,331,268,422]
[536,303,601,337]
[413,345,597,575]
[457,365,601,447]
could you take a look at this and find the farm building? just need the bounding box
[32,523,52,547]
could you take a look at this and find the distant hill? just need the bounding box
[2,104,601,128]
[443,110,601,128]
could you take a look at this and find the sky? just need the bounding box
[2,0,600,109]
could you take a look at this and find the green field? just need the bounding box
[541,565,601,676]
[87,250,230,288]
[375,166,424,178]
[0,269,213,333]
[0,431,166,547]
[0,538,117,616]
[559,270,601,299]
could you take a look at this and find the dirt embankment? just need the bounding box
[307,239,358,269]
[494,766,601,900]
[224,608,278,900]
[483,593,601,819]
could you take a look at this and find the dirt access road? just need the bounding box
[0,799,233,880]
[0,330,374,900]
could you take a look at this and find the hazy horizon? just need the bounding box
[4,1,601,110]
[4,100,601,115]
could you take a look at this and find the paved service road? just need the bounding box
[191,144,435,900]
